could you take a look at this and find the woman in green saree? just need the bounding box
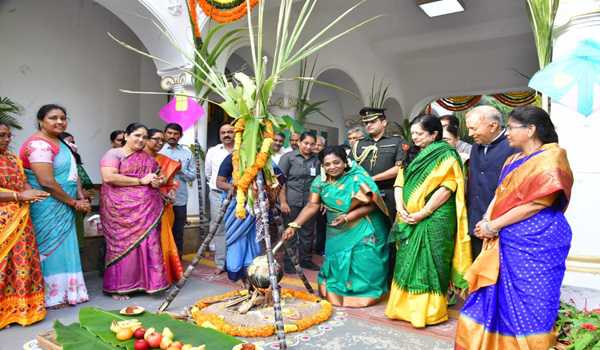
[282,146,390,307]
[385,114,472,327]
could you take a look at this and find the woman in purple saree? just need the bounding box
[100,123,168,298]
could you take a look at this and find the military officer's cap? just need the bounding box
[359,107,386,123]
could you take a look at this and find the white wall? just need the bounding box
[139,56,164,129]
[0,0,163,182]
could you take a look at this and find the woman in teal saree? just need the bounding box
[20,104,90,308]
[282,146,390,307]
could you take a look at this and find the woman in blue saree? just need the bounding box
[456,106,574,349]
[216,154,285,283]
[19,105,90,308]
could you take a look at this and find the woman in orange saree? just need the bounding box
[0,122,49,328]
[144,129,184,284]
[455,106,574,350]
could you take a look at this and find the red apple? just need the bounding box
[146,332,163,348]
[134,327,146,339]
[134,339,150,350]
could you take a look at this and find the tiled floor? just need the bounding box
[5,253,457,350]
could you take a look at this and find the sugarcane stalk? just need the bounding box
[158,191,233,313]
[193,124,209,222]
[272,209,314,294]
[255,172,287,349]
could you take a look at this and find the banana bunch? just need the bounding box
[110,319,142,333]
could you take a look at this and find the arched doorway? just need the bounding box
[308,68,363,145]
[382,97,406,138]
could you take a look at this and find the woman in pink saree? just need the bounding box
[99,123,168,298]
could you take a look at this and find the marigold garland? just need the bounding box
[187,0,201,38]
[198,0,259,24]
[191,288,333,337]
[232,119,274,219]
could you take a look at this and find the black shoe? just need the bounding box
[300,261,320,271]
[284,264,295,274]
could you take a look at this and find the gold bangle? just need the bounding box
[288,222,301,229]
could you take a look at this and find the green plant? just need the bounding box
[0,97,23,129]
[368,75,390,109]
[111,0,380,212]
[294,57,332,126]
[554,301,600,349]
[392,119,411,142]
[190,22,247,100]
[525,0,560,69]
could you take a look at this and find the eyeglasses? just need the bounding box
[506,124,528,132]
[150,137,164,142]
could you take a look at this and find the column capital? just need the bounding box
[159,69,194,91]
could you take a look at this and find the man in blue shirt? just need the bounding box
[159,123,197,256]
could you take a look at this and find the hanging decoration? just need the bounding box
[435,95,482,111]
[434,91,537,112]
[492,91,537,107]
[159,96,206,131]
[196,0,259,24]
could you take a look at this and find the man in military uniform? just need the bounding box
[352,107,408,217]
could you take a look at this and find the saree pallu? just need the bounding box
[156,154,184,284]
[456,143,574,350]
[386,141,471,328]
[311,164,390,307]
[100,151,168,294]
[224,197,260,282]
[0,153,45,328]
[24,141,89,307]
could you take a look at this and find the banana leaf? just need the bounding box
[54,321,116,350]
[74,307,241,350]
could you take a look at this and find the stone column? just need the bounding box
[551,11,600,290]
[160,70,207,218]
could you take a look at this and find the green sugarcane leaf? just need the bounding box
[207,36,244,65]
[261,76,276,104]
[54,321,118,350]
[234,72,256,107]
[201,23,229,49]
[209,28,246,55]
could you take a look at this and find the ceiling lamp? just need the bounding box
[417,0,465,17]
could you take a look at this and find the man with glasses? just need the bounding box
[204,123,234,273]
[159,123,197,258]
[352,107,408,216]
[465,106,516,257]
